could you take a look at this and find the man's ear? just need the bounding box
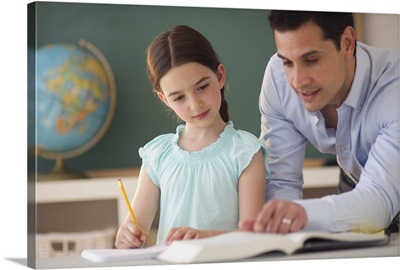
[157,92,170,107]
[342,26,356,54]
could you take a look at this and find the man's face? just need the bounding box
[274,22,355,112]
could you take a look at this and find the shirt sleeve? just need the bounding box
[138,134,172,187]
[259,55,305,201]
[231,130,271,178]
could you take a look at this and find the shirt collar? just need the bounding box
[343,42,370,111]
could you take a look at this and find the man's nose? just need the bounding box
[291,67,311,90]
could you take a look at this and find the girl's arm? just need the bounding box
[115,166,160,249]
[238,149,267,221]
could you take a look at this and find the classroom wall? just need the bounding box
[359,13,399,51]
[32,2,285,174]
[33,3,399,175]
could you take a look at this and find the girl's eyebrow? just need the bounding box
[167,76,210,97]
[194,76,210,86]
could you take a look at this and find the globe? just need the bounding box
[35,39,116,179]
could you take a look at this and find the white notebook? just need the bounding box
[81,244,167,263]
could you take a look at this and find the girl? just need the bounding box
[115,25,269,249]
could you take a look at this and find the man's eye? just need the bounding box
[306,58,318,64]
[282,61,293,67]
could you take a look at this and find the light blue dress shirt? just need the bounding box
[259,42,399,232]
[139,121,270,243]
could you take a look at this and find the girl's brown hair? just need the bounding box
[146,25,229,122]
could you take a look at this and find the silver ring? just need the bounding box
[282,218,292,225]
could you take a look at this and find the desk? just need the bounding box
[36,233,399,269]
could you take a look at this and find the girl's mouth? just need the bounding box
[194,110,209,119]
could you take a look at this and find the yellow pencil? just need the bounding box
[117,179,138,224]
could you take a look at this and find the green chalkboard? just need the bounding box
[31,2,333,174]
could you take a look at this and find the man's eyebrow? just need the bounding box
[277,50,321,61]
[301,50,321,58]
[277,53,289,61]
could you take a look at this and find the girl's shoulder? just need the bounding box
[228,122,270,175]
[139,130,178,159]
[145,132,175,146]
[227,122,268,154]
[231,128,263,147]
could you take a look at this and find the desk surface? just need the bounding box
[36,233,399,269]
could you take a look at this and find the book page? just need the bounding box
[180,231,273,246]
[158,232,296,263]
[157,231,389,264]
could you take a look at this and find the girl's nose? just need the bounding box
[190,96,203,109]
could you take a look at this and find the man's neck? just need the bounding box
[320,105,339,129]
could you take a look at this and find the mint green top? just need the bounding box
[139,121,270,244]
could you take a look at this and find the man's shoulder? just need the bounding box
[358,42,399,66]
[268,52,282,65]
[265,53,288,85]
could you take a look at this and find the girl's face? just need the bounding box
[158,62,226,128]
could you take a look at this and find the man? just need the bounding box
[240,11,399,234]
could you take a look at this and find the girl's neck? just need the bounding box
[178,117,227,153]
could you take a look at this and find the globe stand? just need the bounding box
[37,157,88,181]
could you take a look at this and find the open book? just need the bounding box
[81,231,388,264]
[157,231,389,264]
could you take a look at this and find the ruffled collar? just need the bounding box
[172,121,235,161]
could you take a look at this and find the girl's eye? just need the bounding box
[174,95,184,102]
[198,83,209,91]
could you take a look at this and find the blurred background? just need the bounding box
[29,2,344,176]
[30,3,398,178]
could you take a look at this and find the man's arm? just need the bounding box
[298,88,400,233]
[259,56,306,201]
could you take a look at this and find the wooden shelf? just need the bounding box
[84,167,141,178]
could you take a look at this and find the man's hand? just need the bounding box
[239,200,308,233]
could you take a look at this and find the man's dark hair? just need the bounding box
[268,10,355,52]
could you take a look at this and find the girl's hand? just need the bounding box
[165,226,211,245]
[115,222,148,249]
